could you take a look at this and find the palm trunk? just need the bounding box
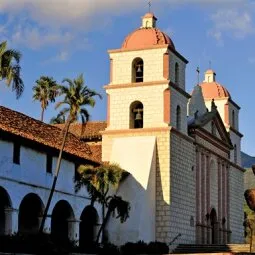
[96,204,112,244]
[41,108,45,122]
[39,116,72,233]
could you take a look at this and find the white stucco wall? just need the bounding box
[106,136,156,245]
[0,139,102,238]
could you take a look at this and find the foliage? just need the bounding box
[50,112,66,124]
[75,162,130,243]
[120,241,169,255]
[39,73,101,233]
[0,41,24,99]
[32,76,59,121]
[0,233,75,254]
[55,73,102,123]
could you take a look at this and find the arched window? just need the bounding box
[232,110,235,128]
[130,101,144,129]
[234,144,237,164]
[132,58,144,83]
[176,105,181,131]
[175,62,179,85]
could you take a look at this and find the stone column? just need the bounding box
[68,218,80,244]
[201,151,206,244]
[196,148,202,244]
[217,161,222,244]
[40,215,51,234]
[7,208,19,234]
[206,152,211,244]
[222,163,226,243]
[226,165,230,243]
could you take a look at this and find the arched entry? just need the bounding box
[18,193,44,234]
[79,206,99,248]
[51,200,74,241]
[210,208,218,244]
[0,187,12,235]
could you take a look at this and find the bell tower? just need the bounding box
[102,12,195,245]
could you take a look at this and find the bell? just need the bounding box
[136,65,142,73]
[135,111,142,121]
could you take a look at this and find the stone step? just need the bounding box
[172,244,251,254]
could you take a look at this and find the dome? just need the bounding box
[200,82,231,99]
[200,69,231,99]
[121,13,175,50]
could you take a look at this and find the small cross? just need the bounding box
[196,66,200,85]
[148,1,151,12]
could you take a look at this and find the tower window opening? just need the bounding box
[234,144,237,164]
[232,110,235,129]
[132,58,144,83]
[130,101,144,129]
[176,105,181,131]
[175,62,179,85]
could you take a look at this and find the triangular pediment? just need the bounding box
[188,107,233,148]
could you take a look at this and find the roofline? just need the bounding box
[0,130,101,165]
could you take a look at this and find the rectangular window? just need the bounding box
[46,154,53,174]
[74,163,80,181]
[13,142,20,164]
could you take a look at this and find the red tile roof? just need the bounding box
[0,106,102,163]
[55,121,107,139]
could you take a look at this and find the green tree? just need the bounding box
[32,76,59,122]
[75,162,130,243]
[0,41,24,98]
[39,73,102,233]
[49,112,66,124]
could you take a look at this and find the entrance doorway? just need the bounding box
[210,208,218,244]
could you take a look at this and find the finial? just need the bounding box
[196,66,200,85]
[148,1,151,12]
[209,60,212,69]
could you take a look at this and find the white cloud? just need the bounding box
[209,9,254,42]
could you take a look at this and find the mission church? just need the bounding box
[0,12,244,247]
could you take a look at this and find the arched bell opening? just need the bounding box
[132,58,144,83]
[18,193,44,234]
[79,205,99,248]
[51,200,74,242]
[130,101,144,129]
[0,187,12,236]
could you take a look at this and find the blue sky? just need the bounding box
[0,0,255,155]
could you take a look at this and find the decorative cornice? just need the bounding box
[229,126,243,137]
[104,80,169,90]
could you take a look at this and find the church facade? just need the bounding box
[0,12,244,247]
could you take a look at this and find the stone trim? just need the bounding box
[224,103,229,126]
[164,88,170,124]
[109,58,113,83]
[229,126,243,137]
[107,94,110,127]
[104,80,169,90]
[101,126,170,135]
[170,127,194,143]
[108,44,169,53]
[170,82,191,99]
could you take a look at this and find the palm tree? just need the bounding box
[49,113,66,124]
[39,73,102,233]
[0,41,24,98]
[32,76,59,122]
[75,162,130,243]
